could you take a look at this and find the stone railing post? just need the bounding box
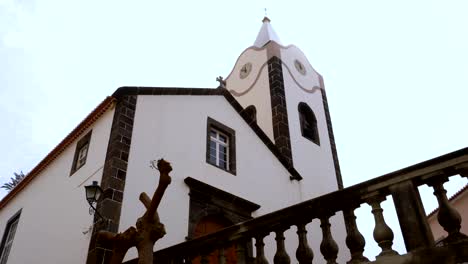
[295,222,314,264]
[218,247,227,264]
[390,180,434,250]
[255,235,269,264]
[367,195,398,258]
[320,215,339,264]
[200,254,209,264]
[427,177,468,244]
[274,228,291,264]
[235,239,248,264]
[344,207,369,264]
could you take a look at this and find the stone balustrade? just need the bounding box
[124,147,468,264]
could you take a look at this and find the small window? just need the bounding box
[0,210,21,264]
[206,118,236,174]
[298,102,320,145]
[76,143,89,168]
[70,130,92,175]
[243,105,257,124]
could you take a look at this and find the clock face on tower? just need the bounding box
[294,59,306,75]
[239,62,252,79]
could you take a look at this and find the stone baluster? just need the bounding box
[236,239,248,264]
[218,246,227,264]
[200,253,209,264]
[428,177,468,244]
[295,222,314,264]
[368,196,398,258]
[182,256,190,264]
[274,229,291,264]
[255,235,269,264]
[178,256,187,264]
[344,208,369,263]
[320,216,339,264]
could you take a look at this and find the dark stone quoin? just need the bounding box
[268,56,293,168]
[86,95,137,264]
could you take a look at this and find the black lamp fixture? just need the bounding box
[84,181,105,221]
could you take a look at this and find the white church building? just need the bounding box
[0,18,349,263]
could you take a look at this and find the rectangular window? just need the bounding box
[70,130,92,175]
[0,210,21,264]
[206,117,236,175]
[76,142,89,169]
[209,129,229,170]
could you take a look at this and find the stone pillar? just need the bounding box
[86,95,137,264]
[390,180,434,251]
[267,56,293,168]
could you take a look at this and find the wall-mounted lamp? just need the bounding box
[84,181,105,221]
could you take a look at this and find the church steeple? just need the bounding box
[224,19,342,190]
[253,17,282,48]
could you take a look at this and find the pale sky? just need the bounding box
[1,0,467,260]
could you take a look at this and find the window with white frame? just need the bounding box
[209,129,229,170]
[76,142,89,169]
[0,211,21,264]
[206,117,236,174]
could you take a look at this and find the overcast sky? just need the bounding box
[1,0,467,259]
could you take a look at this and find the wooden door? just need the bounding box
[192,215,237,264]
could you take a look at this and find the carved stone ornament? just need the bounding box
[239,62,252,79]
[294,59,306,75]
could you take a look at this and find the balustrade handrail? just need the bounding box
[124,147,468,262]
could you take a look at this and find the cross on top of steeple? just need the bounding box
[253,16,282,48]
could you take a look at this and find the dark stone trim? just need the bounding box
[0,209,21,261]
[318,76,354,240]
[206,117,236,175]
[223,90,302,181]
[318,76,344,190]
[112,86,303,181]
[185,177,260,212]
[267,56,294,169]
[184,177,260,240]
[112,86,224,98]
[86,95,137,264]
[70,130,92,176]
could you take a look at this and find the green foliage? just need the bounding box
[1,171,26,192]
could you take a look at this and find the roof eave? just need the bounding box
[0,96,116,210]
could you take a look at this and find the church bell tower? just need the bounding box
[225,17,343,198]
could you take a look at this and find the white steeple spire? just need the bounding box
[253,17,282,48]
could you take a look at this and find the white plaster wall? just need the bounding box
[0,108,114,264]
[280,45,349,262]
[120,95,303,261]
[280,45,322,90]
[225,47,275,140]
[280,45,339,198]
